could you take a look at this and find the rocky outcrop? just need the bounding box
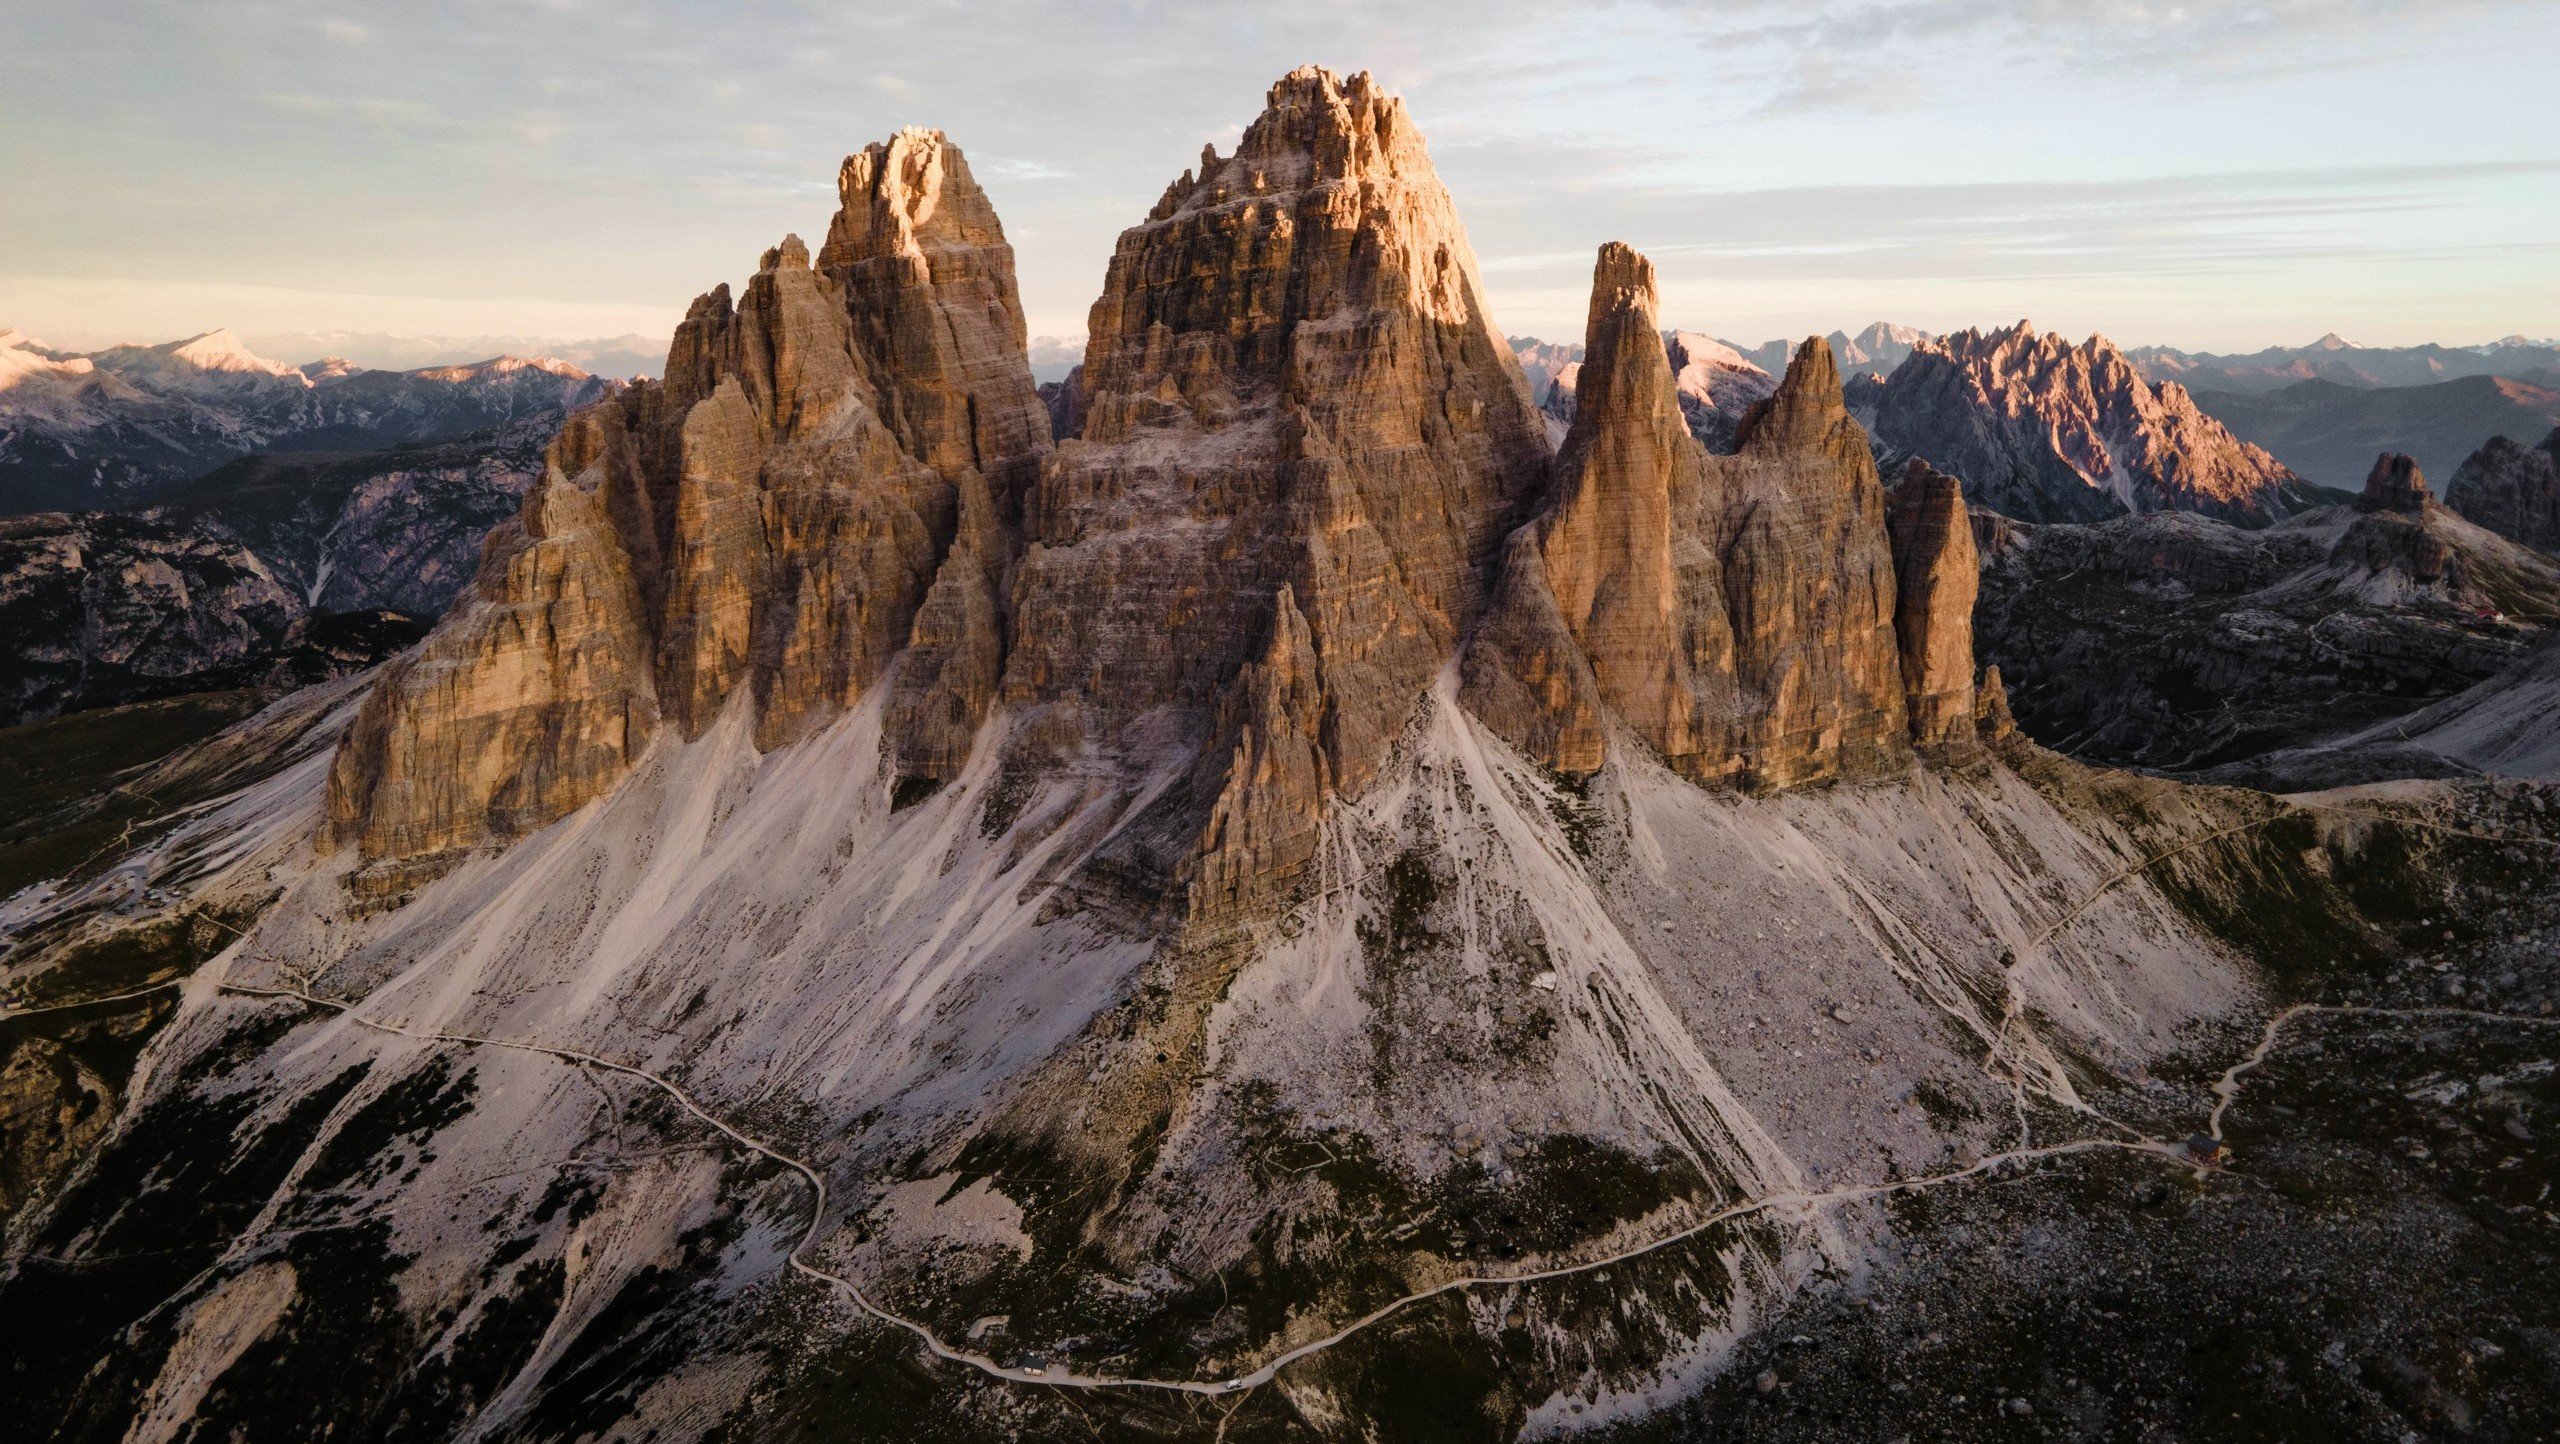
[1974,475,2560,773]
[0,513,303,725]
[1467,243,1916,790]
[2445,426,2560,553]
[1885,459,1979,755]
[1872,321,2318,525]
[2356,452,2430,513]
[1467,244,1736,777]
[325,477,658,870]
[1005,65,1550,914]
[326,128,1050,873]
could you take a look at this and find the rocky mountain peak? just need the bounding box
[2444,427,2560,553]
[819,126,1016,288]
[2358,452,2432,513]
[1872,320,2314,525]
[1467,246,1928,791]
[326,126,1048,878]
[1732,336,1848,454]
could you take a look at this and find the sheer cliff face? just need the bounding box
[1004,65,1552,913]
[326,81,1984,910]
[1873,321,2313,526]
[1466,243,1941,792]
[326,128,1047,872]
[2446,426,2560,553]
[1886,459,1981,755]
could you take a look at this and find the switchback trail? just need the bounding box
[218,978,2181,1397]
[15,791,2554,1399]
[209,977,2560,1403]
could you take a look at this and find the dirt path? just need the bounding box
[14,791,2555,1401]
[2208,1001,2560,1141]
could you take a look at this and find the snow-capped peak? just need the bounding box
[159,328,303,377]
[2309,331,2357,351]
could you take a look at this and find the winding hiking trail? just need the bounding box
[8,794,2557,1401]
[2209,1002,2560,1141]
[211,978,2190,1397]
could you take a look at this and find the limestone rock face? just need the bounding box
[1466,244,1736,777]
[1004,65,1551,899]
[1872,321,2316,525]
[1467,243,1912,790]
[1715,337,1912,788]
[326,473,659,867]
[1885,459,1980,755]
[2445,427,2560,552]
[327,130,1049,867]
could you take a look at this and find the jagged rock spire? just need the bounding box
[1004,64,1551,925]
[326,130,1048,880]
[2357,452,2431,514]
[1464,243,1736,774]
[1886,459,1981,756]
[1468,249,1916,790]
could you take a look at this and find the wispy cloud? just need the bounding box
[3,0,2554,350]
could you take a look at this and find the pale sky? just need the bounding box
[5,1,2556,356]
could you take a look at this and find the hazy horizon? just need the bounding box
[7,2,2556,357]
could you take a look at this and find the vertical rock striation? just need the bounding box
[1467,243,1928,790]
[326,129,1049,876]
[1004,65,1551,917]
[1885,459,1980,756]
[323,75,2006,922]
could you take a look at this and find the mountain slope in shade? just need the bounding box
[2445,425,2560,554]
[0,509,434,725]
[2190,374,2560,490]
[1872,320,2324,525]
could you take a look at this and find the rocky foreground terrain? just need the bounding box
[4,67,2560,1444]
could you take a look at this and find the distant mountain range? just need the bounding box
[2131,333,2560,394]
[1508,325,2560,527]
[2190,375,2560,491]
[238,330,668,380]
[0,328,620,512]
